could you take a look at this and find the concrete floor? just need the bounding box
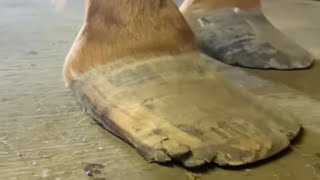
[0,0,320,179]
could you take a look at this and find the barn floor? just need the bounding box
[1,0,320,179]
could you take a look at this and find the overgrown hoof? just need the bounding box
[70,53,301,168]
[187,8,314,69]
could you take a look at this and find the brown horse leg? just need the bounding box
[63,0,300,167]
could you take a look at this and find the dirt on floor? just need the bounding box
[0,0,320,179]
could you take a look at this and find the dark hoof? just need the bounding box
[188,8,314,69]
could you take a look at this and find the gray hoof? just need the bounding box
[188,8,314,69]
